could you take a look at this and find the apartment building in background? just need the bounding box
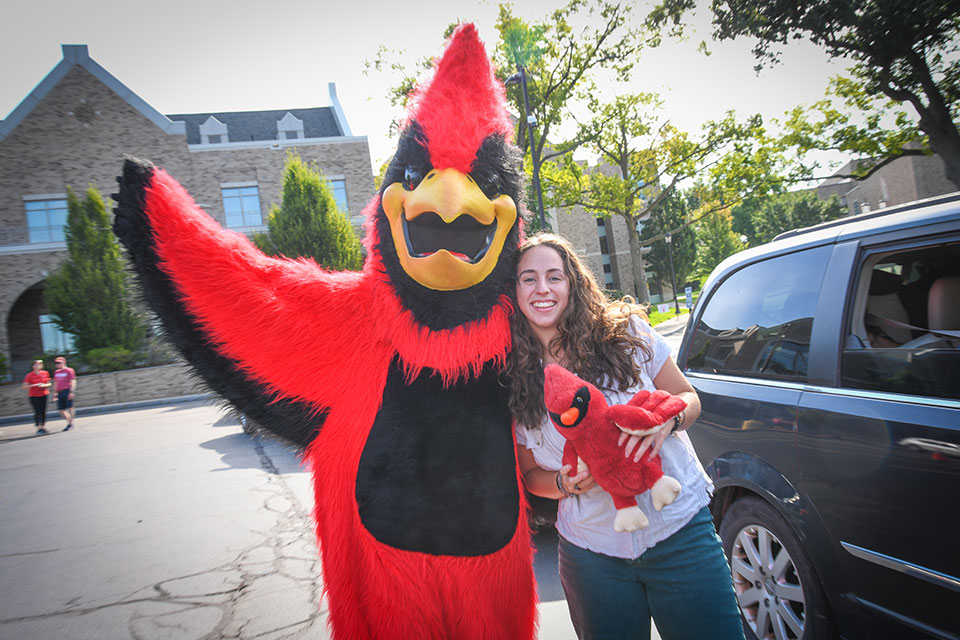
[0,44,374,380]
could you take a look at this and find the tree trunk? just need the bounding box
[926,125,960,190]
[625,215,650,304]
[901,51,960,190]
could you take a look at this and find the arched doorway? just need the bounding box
[6,281,74,380]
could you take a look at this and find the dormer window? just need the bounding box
[277,112,304,141]
[200,115,228,144]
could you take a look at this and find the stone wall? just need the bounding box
[0,363,201,419]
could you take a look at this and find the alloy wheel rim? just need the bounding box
[730,524,806,640]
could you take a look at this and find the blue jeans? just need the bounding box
[558,507,744,640]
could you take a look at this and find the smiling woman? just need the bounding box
[505,232,742,640]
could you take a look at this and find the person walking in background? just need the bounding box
[53,356,77,431]
[22,359,51,435]
[506,233,743,640]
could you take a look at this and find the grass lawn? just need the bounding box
[647,305,690,327]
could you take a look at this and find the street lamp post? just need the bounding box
[665,232,679,315]
[505,66,546,230]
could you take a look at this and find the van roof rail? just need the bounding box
[773,191,960,242]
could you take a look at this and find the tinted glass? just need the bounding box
[687,246,830,381]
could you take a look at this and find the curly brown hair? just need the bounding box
[505,233,652,430]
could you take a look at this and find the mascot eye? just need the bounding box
[472,169,502,199]
[403,166,426,191]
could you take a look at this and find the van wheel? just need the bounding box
[719,496,836,640]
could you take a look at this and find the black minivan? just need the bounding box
[676,194,960,640]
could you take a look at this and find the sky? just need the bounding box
[1,0,849,172]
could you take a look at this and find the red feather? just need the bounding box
[405,23,514,173]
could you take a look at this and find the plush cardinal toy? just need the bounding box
[543,363,685,532]
[112,24,536,640]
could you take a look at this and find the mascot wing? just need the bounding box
[113,157,372,447]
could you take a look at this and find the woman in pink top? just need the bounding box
[22,359,51,434]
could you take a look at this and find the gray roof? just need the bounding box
[166,108,342,144]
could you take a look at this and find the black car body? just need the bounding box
[676,194,960,640]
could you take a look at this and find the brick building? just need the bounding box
[816,147,958,215]
[0,44,374,380]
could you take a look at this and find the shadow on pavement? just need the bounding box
[199,432,308,475]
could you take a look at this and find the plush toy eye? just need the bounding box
[573,388,588,409]
[403,166,426,191]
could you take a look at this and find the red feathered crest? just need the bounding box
[405,23,514,173]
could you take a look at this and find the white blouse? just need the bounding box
[515,317,712,559]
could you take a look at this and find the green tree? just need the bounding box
[650,0,960,187]
[694,208,742,278]
[495,1,642,227]
[540,92,775,301]
[368,3,643,231]
[45,187,146,355]
[641,190,697,295]
[733,190,847,245]
[254,154,362,270]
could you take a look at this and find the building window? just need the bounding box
[596,217,614,288]
[276,112,305,141]
[331,179,348,212]
[221,186,262,227]
[39,314,75,353]
[25,198,68,243]
[200,115,229,145]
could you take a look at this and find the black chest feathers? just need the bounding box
[356,357,520,556]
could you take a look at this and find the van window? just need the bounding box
[842,241,960,400]
[686,246,829,382]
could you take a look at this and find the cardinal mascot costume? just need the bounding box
[112,24,537,639]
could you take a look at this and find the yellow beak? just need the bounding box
[381,168,517,291]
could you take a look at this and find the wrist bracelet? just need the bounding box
[671,410,686,434]
[556,471,575,498]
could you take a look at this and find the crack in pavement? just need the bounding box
[1,432,329,639]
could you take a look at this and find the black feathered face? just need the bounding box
[375,123,523,330]
[548,386,591,438]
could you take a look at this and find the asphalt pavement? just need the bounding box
[0,317,688,639]
[0,401,591,639]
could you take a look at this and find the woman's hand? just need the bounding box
[559,463,596,495]
[618,423,672,462]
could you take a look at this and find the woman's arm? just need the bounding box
[652,356,701,430]
[621,357,702,461]
[516,444,593,499]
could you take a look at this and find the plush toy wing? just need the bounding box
[113,157,374,447]
[608,390,686,436]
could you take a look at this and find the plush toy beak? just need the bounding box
[381,168,517,291]
[560,407,580,426]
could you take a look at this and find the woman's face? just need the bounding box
[32,361,42,372]
[515,244,570,339]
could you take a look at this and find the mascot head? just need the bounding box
[368,23,524,330]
